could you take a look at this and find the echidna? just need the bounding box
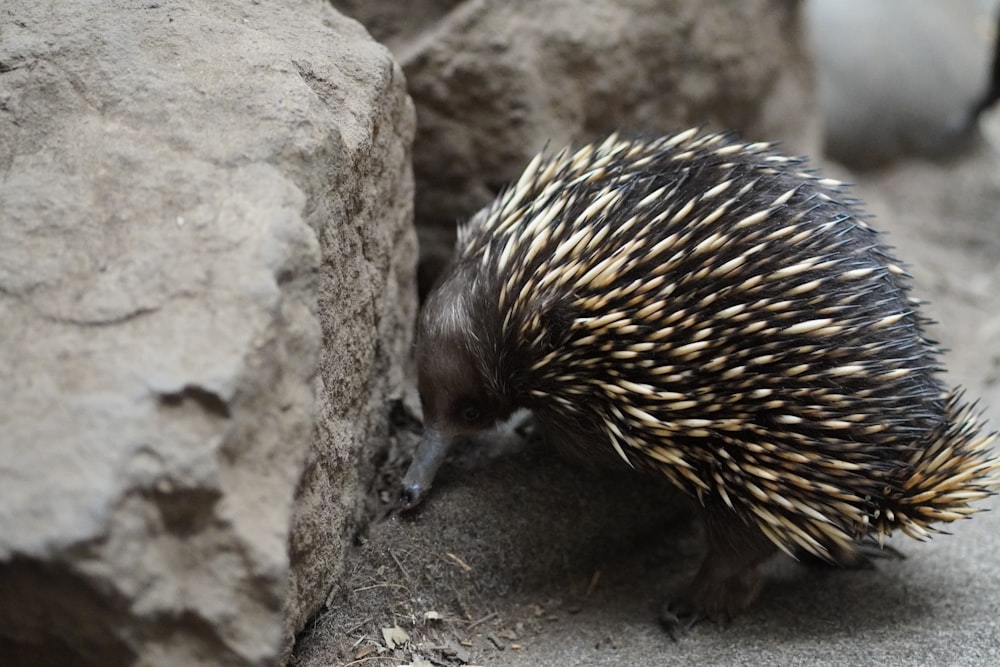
[400,129,999,630]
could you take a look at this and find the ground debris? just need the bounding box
[382,625,410,650]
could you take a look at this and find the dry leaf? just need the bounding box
[353,644,376,659]
[381,625,409,650]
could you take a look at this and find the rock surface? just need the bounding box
[332,0,819,295]
[0,2,415,665]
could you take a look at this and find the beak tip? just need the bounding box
[398,427,452,512]
[398,482,426,512]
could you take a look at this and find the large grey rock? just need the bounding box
[0,1,415,665]
[332,0,819,295]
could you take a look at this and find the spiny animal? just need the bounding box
[400,129,999,631]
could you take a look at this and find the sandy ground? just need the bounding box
[291,121,1000,667]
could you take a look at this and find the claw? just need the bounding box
[659,599,702,641]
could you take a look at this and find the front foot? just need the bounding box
[660,566,763,639]
[659,597,702,641]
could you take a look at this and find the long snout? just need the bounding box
[399,428,454,511]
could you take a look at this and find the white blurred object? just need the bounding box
[806,0,1000,167]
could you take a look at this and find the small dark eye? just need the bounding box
[461,405,481,422]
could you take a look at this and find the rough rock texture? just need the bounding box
[806,0,1000,168]
[0,1,415,666]
[332,0,819,295]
